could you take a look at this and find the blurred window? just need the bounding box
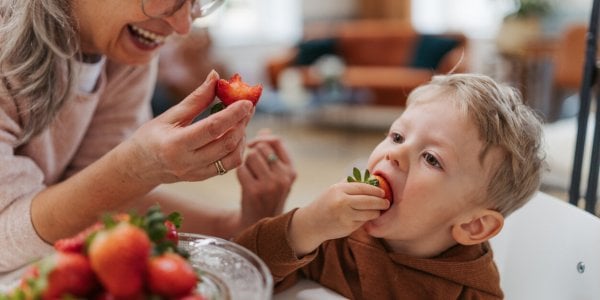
[201,0,302,46]
[411,0,517,38]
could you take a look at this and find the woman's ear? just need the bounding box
[451,209,504,245]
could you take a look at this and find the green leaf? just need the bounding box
[347,176,356,182]
[167,212,183,228]
[210,102,226,114]
[353,167,361,182]
[102,213,117,229]
[364,169,371,181]
[368,178,380,187]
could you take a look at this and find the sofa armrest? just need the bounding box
[437,46,469,74]
[265,49,299,88]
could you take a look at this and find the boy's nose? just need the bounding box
[386,145,409,172]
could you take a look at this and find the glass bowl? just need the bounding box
[178,233,273,300]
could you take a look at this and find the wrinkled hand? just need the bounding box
[289,181,389,256]
[237,129,297,229]
[124,70,254,185]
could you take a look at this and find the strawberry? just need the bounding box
[147,252,198,298]
[41,252,98,299]
[88,222,151,298]
[371,174,392,203]
[54,222,103,254]
[347,167,393,205]
[177,293,208,300]
[215,73,262,107]
[164,220,179,245]
[19,265,39,288]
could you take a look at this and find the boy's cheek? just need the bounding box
[367,145,388,166]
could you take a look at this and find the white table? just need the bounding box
[273,279,347,300]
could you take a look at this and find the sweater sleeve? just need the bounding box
[0,59,156,278]
[233,209,319,292]
[0,91,54,276]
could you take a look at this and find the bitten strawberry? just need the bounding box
[88,222,151,298]
[212,73,262,114]
[347,167,393,205]
[147,252,198,298]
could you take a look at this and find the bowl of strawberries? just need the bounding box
[1,206,272,300]
[179,233,272,300]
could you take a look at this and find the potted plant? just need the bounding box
[496,0,553,55]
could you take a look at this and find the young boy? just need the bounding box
[234,74,544,299]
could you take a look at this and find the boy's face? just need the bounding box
[365,90,503,255]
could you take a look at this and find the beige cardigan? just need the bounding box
[234,209,504,299]
[0,59,156,277]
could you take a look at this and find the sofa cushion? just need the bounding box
[410,34,459,70]
[293,38,338,66]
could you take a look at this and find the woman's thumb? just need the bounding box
[162,70,220,124]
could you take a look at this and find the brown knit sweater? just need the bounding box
[234,209,504,300]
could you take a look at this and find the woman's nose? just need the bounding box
[164,2,193,35]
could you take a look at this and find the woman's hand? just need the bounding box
[123,70,254,186]
[236,129,297,229]
[288,181,389,257]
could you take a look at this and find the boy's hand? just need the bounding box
[288,181,389,257]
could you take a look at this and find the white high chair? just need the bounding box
[489,192,600,300]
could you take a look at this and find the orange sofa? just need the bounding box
[266,20,468,106]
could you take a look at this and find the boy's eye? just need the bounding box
[390,132,404,144]
[423,153,442,169]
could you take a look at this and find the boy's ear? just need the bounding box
[451,209,504,245]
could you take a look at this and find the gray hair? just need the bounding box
[0,0,78,144]
[407,73,545,216]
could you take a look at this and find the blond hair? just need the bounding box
[407,73,545,216]
[0,0,78,144]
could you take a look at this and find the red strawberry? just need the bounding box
[54,222,103,254]
[372,174,393,204]
[347,167,394,206]
[215,73,263,106]
[19,265,39,288]
[93,291,147,300]
[88,222,151,298]
[177,293,208,300]
[164,220,179,245]
[147,252,198,298]
[41,252,98,299]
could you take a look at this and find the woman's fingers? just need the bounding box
[161,70,220,125]
[247,130,293,165]
[180,100,253,150]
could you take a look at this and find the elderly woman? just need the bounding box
[0,0,296,278]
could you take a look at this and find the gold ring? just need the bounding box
[267,153,278,163]
[214,159,227,175]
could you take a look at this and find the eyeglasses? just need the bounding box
[141,0,224,19]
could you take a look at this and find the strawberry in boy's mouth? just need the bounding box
[372,173,393,206]
[347,168,394,209]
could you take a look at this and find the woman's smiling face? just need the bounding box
[71,0,194,65]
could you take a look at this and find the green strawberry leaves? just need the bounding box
[347,167,380,187]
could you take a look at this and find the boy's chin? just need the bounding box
[363,221,386,238]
